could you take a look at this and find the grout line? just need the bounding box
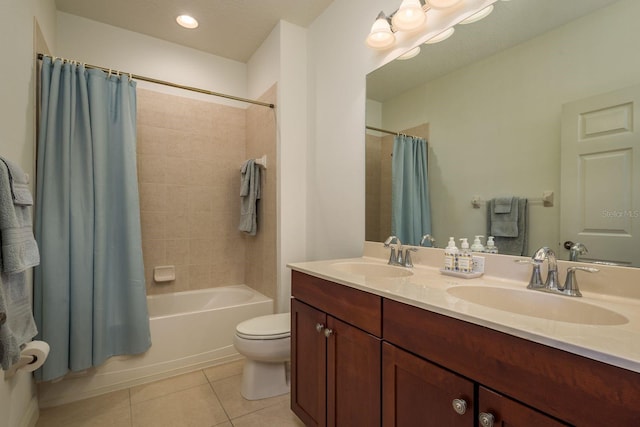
[127,388,134,427]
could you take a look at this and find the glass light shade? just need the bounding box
[426,0,463,9]
[425,27,455,44]
[176,15,198,29]
[366,17,396,50]
[397,46,421,60]
[392,0,426,32]
[460,5,494,24]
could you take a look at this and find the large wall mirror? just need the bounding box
[366,0,640,267]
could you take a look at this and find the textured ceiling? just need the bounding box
[367,0,621,101]
[55,0,334,63]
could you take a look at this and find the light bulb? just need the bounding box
[426,0,463,9]
[366,13,395,50]
[397,46,421,60]
[392,0,426,32]
[460,5,494,25]
[176,15,198,29]
[425,27,455,44]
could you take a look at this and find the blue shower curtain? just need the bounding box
[391,135,432,246]
[33,57,151,381]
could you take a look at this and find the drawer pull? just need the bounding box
[315,323,325,333]
[479,412,495,427]
[452,398,467,415]
[324,328,334,338]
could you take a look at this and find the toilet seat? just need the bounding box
[236,312,290,340]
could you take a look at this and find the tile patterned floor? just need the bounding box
[36,360,304,427]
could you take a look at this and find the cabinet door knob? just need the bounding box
[451,398,467,415]
[324,328,334,338]
[315,323,325,333]
[479,412,495,427]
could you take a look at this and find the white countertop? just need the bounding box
[288,253,640,374]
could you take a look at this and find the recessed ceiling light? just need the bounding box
[176,15,199,29]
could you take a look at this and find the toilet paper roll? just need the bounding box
[18,340,50,372]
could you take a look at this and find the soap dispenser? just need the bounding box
[444,237,458,271]
[485,236,499,254]
[458,238,473,273]
[471,235,485,253]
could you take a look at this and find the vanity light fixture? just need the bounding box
[426,0,463,9]
[366,0,498,52]
[176,14,199,29]
[459,5,494,24]
[366,12,396,50]
[392,0,427,32]
[397,46,421,60]
[425,27,455,44]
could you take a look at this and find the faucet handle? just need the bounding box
[515,259,545,289]
[561,266,599,297]
[403,247,418,268]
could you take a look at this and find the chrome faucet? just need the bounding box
[384,236,403,266]
[383,236,417,268]
[420,234,436,248]
[517,246,599,297]
[569,242,588,262]
[532,247,560,291]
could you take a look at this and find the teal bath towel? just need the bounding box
[238,159,261,236]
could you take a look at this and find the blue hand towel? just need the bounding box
[489,197,519,237]
[238,160,261,236]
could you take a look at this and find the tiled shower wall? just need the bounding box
[136,85,277,299]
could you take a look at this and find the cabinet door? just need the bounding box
[291,299,327,427]
[478,387,568,427]
[327,316,381,427]
[382,343,473,427]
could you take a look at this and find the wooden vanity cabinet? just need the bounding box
[291,271,382,427]
[384,298,640,426]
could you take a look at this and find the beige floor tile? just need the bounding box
[130,370,209,404]
[131,383,228,427]
[230,400,304,427]
[203,359,245,383]
[36,389,131,427]
[211,374,289,420]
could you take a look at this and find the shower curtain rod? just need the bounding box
[37,53,275,109]
[365,125,420,139]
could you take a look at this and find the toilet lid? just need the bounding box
[236,312,290,340]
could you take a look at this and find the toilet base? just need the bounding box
[240,359,290,400]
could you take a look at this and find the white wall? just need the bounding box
[377,0,640,254]
[56,12,248,107]
[0,1,56,425]
[305,0,399,260]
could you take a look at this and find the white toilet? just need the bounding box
[233,312,291,400]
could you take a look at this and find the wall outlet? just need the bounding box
[472,256,485,274]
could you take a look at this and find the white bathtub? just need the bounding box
[38,285,273,408]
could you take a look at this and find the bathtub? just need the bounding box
[38,285,273,408]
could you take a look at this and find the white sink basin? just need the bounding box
[447,286,628,326]
[330,262,413,278]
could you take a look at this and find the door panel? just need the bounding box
[291,299,327,427]
[327,316,381,427]
[382,342,473,427]
[478,386,568,427]
[561,85,640,265]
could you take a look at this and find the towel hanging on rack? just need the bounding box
[238,159,261,235]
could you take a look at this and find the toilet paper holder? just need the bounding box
[3,340,50,380]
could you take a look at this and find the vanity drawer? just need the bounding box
[291,270,382,337]
[383,298,640,426]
